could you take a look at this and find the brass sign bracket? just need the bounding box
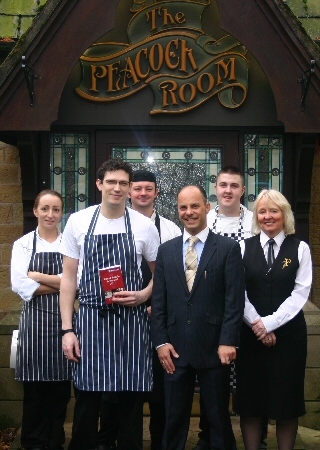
[21,55,38,107]
[298,59,316,112]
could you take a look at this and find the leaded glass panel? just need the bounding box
[244,134,283,210]
[112,147,222,226]
[50,133,89,229]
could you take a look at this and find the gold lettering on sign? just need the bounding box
[146,7,186,31]
[76,0,249,114]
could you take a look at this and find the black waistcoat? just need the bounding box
[243,234,304,335]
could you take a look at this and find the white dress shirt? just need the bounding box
[11,228,62,302]
[182,227,210,267]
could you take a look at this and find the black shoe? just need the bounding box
[97,445,117,450]
[28,448,47,450]
[192,440,210,450]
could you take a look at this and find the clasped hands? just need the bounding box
[252,319,276,347]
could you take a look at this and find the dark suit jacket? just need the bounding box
[151,230,245,369]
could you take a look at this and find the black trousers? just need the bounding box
[163,365,235,450]
[198,393,237,450]
[21,380,71,450]
[148,350,166,449]
[98,349,166,450]
[97,393,119,447]
[69,390,144,450]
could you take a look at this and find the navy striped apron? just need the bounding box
[16,231,72,381]
[73,206,152,392]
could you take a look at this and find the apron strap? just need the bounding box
[154,212,161,244]
[88,206,133,236]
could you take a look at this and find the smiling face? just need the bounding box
[257,198,285,238]
[33,194,63,232]
[215,173,245,215]
[129,181,158,211]
[178,186,210,235]
[96,169,130,212]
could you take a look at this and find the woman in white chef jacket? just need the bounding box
[11,190,72,450]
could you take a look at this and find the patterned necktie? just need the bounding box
[185,236,200,291]
[267,238,275,268]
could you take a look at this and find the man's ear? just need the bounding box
[96,179,102,191]
[128,182,133,199]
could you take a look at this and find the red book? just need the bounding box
[99,265,125,304]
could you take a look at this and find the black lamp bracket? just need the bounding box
[298,59,316,112]
[22,55,38,107]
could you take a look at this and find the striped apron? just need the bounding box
[16,231,72,381]
[73,206,153,392]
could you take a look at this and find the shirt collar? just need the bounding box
[36,226,61,242]
[260,229,286,248]
[150,209,156,223]
[183,227,209,244]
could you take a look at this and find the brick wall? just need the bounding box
[310,144,320,308]
[0,141,23,312]
[0,141,24,428]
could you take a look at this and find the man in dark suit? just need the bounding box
[151,185,245,450]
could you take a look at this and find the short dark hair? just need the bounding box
[179,185,208,204]
[34,189,64,210]
[217,165,244,186]
[97,159,133,182]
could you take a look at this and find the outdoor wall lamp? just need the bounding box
[298,59,316,112]
[21,55,38,107]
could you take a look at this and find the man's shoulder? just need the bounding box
[159,214,176,226]
[206,207,217,224]
[63,205,98,235]
[243,206,253,222]
[69,205,97,219]
[128,207,152,224]
[159,234,181,250]
[159,215,181,236]
[209,230,239,247]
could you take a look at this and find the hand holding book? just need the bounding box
[99,265,125,305]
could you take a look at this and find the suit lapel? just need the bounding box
[173,236,190,295]
[191,231,217,294]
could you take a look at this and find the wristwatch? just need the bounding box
[60,328,74,336]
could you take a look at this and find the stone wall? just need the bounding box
[0,141,23,310]
[0,141,24,428]
[310,144,320,309]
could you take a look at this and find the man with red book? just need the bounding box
[59,159,160,450]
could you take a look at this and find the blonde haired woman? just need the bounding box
[236,189,312,450]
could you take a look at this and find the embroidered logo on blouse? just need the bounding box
[282,258,291,269]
